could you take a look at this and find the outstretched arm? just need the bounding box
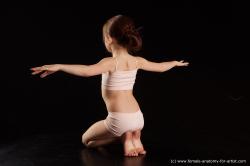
[136,57,189,72]
[30,57,115,78]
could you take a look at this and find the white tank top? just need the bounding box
[101,57,138,90]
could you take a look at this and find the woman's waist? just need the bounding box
[107,109,142,117]
[103,97,140,113]
[103,94,136,104]
[102,89,133,99]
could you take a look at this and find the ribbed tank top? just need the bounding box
[101,57,138,90]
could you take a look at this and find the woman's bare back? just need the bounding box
[101,54,141,113]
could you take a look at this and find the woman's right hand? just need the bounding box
[30,64,61,78]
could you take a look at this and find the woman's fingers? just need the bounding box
[40,71,48,78]
[31,65,50,71]
[176,61,189,66]
[40,70,56,78]
[31,66,44,71]
[181,62,189,66]
[31,70,43,75]
[46,71,56,76]
[30,65,57,78]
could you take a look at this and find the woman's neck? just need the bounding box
[111,47,129,58]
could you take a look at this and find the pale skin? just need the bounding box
[31,33,189,157]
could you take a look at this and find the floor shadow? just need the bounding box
[80,146,148,166]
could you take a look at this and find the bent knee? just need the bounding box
[82,134,89,146]
[82,139,91,148]
[82,140,94,148]
[82,134,95,148]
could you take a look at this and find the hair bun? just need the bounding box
[104,15,142,53]
[123,25,136,35]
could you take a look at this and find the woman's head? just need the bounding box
[102,15,142,53]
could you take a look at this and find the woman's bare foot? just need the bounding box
[132,130,146,155]
[122,132,138,157]
[132,138,146,155]
[123,139,138,157]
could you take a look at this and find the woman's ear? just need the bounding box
[106,35,113,45]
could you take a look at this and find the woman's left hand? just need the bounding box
[175,60,189,67]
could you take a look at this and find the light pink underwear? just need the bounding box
[103,110,144,137]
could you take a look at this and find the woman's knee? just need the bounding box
[82,132,99,148]
[82,133,89,146]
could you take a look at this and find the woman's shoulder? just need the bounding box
[99,56,116,63]
[133,55,145,60]
[98,57,116,72]
[134,56,147,64]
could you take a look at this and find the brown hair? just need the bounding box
[103,15,142,53]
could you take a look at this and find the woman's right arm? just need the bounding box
[31,64,94,78]
[30,57,115,78]
[136,56,189,72]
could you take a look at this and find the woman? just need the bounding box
[31,15,189,157]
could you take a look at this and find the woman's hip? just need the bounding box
[104,110,144,136]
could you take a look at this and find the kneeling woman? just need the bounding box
[31,15,189,157]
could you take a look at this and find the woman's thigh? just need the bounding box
[82,120,117,144]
